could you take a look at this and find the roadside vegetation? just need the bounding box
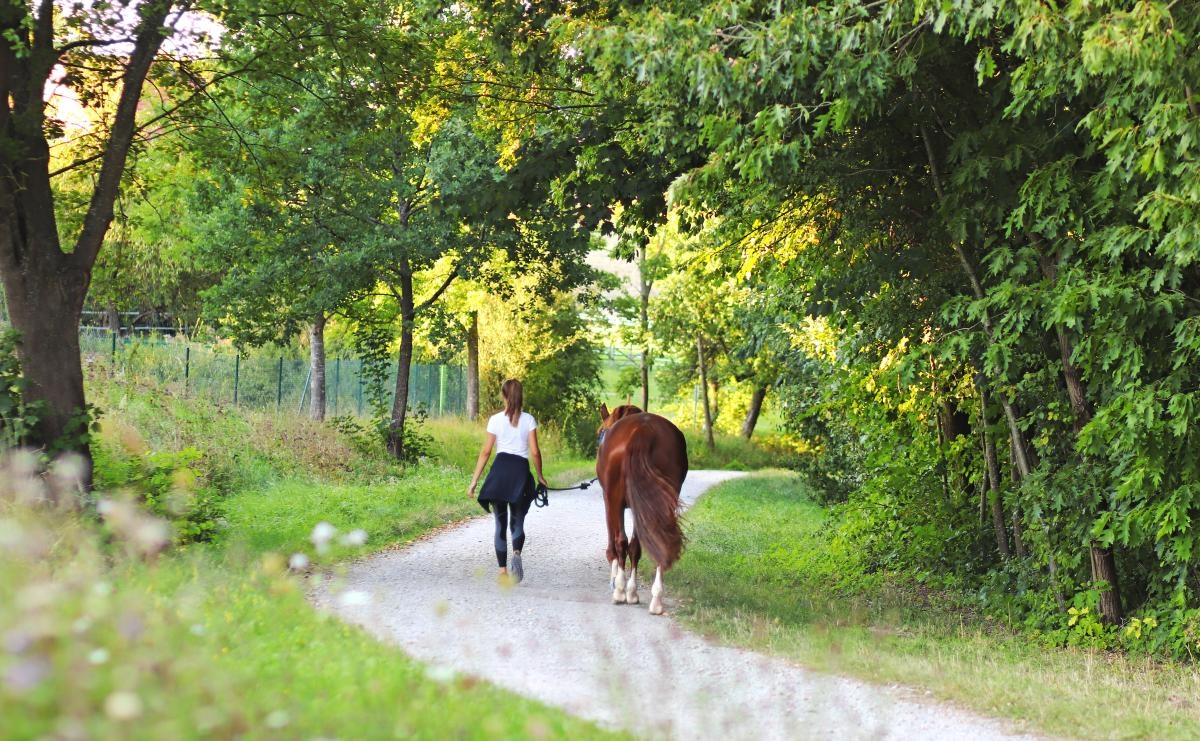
[1,368,615,739]
[670,472,1200,740]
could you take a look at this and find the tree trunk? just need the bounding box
[0,2,175,493]
[640,351,650,411]
[466,311,479,420]
[978,378,1010,559]
[697,335,714,452]
[1038,250,1123,624]
[741,386,767,439]
[1008,436,1029,558]
[309,312,327,422]
[387,263,416,460]
[106,304,121,335]
[1,264,92,491]
[638,245,652,411]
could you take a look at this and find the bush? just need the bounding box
[93,439,222,544]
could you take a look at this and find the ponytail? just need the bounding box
[501,379,523,426]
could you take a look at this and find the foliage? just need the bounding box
[92,443,221,544]
[571,0,1200,655]
[477,271,602,454]
[0,329,38,450]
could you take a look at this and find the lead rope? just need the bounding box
[533,477,599,508]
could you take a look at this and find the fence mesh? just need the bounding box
[80,329,466,417]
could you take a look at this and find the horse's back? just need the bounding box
[601,412,688,489]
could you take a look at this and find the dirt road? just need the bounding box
[312,470,1040,740]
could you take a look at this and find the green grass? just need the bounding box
[1,506,617,740]
[0,376,622,739]
[682,429,792,471]
[668,471,1200,740]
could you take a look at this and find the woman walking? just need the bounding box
[468,379,548,583]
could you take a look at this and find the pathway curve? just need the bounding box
[311,470,1042,741]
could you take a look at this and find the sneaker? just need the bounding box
[512,551,523,583]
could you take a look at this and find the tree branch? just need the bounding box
[414,260,461,315]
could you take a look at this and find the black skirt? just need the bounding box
[477,452,535,514]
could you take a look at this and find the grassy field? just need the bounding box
[1,383,621,740]
[668,472,1200,740]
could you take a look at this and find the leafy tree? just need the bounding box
[1,1,187,484]
[573,0,1200,644]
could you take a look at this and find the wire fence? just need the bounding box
[80,329,467,418]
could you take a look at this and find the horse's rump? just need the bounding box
[603,412,688,569]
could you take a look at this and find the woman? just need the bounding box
[468,379,548,583]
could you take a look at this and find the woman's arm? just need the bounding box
[468,433,497,497]
[528,429,548,486]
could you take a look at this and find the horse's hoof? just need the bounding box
[626,590,639,604]
[649,599,664,615]
[612,591,627,604]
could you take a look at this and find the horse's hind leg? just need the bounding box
[625,530,641,605]
[649,566,665,615]
[607,504,629,604]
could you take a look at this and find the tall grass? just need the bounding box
[670,472,1200,740]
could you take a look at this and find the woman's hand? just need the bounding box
[467,482,477,498]
[537,474,548,488]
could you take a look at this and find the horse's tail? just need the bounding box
[625,429,685,570]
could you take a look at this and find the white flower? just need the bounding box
[88,648,110,665]
[265,710,290,729]
[425,665,455,684]
[310,522,336,553]
[104,691,143,721]
[288,553,310,571]
[340,529,367,547]
[337,590,371,607]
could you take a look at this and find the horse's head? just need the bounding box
[599,403,642,430]
[598,403,643,449]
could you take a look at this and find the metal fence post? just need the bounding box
[333,357,340,416]
[276,357,283,410]
[110,330,117,368]
[234,354,241,406]
[438,364,447,417]
[184,345,190,396]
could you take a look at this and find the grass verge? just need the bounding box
[669,471,1200,740]
[2,392,617,738]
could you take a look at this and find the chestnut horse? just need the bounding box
[596,404,688,614]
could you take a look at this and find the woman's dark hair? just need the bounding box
[501,379,523,426]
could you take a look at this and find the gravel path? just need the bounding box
[311,470,1042,740]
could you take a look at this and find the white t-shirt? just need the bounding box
[487,411,537,458]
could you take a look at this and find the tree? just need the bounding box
[1,1,188,484]
[573,0,1200,638]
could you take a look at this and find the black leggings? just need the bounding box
[493,502,527,567]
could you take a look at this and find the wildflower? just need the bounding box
[310,522,336,554]
[4,657,50,693]
[265,710,290,729]
[425,665,455,684]
[288,553,310,571]
[104,691,144,721]
[337,590,371,607]
[340,529,368,547]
